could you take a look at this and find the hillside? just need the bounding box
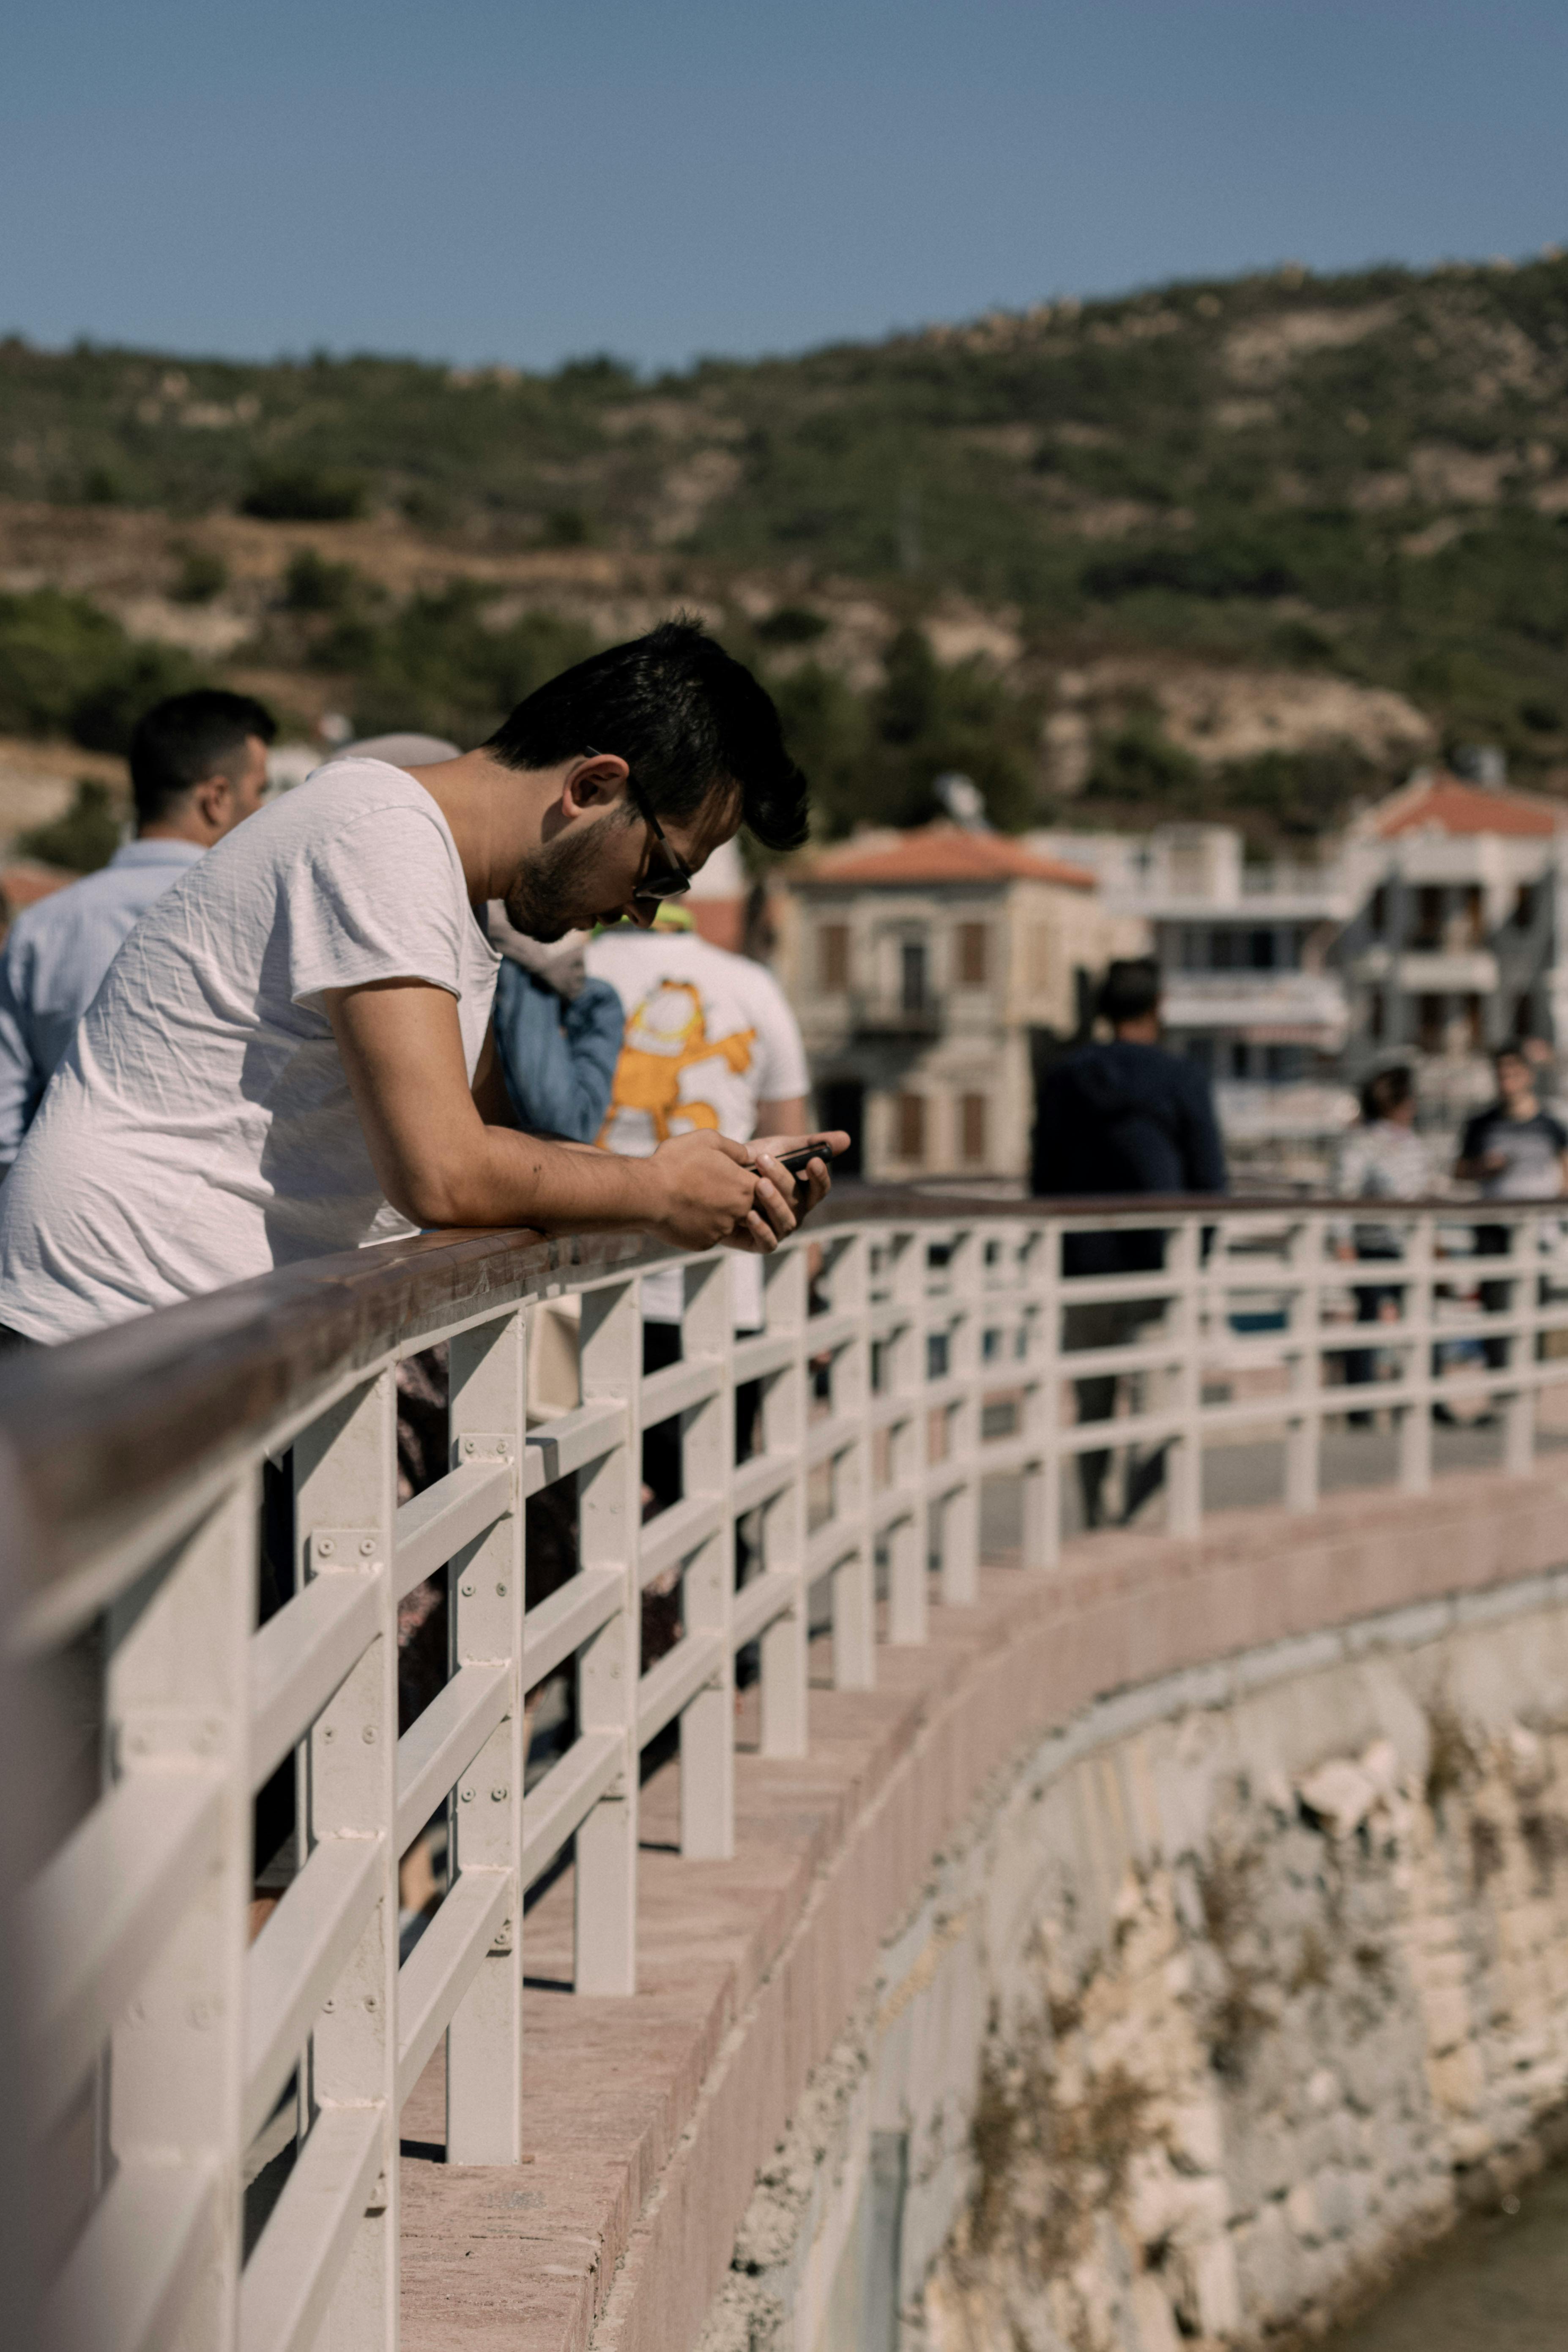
[4,249,1568,849]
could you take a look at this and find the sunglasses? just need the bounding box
[586,747,692,903]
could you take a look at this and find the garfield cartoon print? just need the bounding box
[596,976,757,1152]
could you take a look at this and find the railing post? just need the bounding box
[884,1227,928,1646]
[294,1370,400,2351]
[98,1477,254,2352]
[1020,1221,1060,1570]
[756,1240,809,1757]
[829,1230,876,1687]
[678,1256,736,1859]
[1398,1213,1434,1496]
[445,1307,526,2162]
[1504,1209,1538,1476]
[1165,1217,1202,1539]
[1284,1214,1322,1513]
[576,1277,641,1993]
[939,1228,981,1607]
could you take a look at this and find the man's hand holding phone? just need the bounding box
[728,1131,849,1253]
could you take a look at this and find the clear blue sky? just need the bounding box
[3,0,1565,374]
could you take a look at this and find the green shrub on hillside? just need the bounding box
[242,468,367,522]
[16,779,122,872]
[326,584,595,744]
[0,589,198,750]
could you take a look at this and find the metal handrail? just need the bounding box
[9,1188,1568,2351]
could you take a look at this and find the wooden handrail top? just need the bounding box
[0,1184,1541,1619]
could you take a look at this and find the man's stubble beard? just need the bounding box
[502,821,617,943]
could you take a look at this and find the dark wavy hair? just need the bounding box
[484,617,808,853]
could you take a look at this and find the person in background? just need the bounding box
[587,899,813,1527]
[0,689,274,1171]
[1331,1064,1431,1417]
[1032,957,1227,1528]
[489,908,624,1142]
[1454,1040,1568,1372]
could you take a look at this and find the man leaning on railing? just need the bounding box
[0,620,845,1348]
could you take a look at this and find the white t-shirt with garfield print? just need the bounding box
[585,925,809,1326]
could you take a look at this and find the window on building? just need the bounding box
[1514,991,1535,1038]
[1462,885,1483,945]
[1264,1045,1303,1083]
[1417,994,1445,1054]
[960,1092,987,1164]
[1210,929,1235,971]
[956,922,988,986]
[1415,887,1443,949]
[1229,1041,1251,1079]
[1463,996,1483,1049]
[895,1091,926,1163]
[819,923,849,991]
[1185,1037,1215,1076]
[1369,990,1385,1043]
[900,937,929,1014]
[1249,929,1276,971]
[1514,884,1538,932]
[1371,886,1388,937]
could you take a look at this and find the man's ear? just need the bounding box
[559,752,630,820]
[191,775,232,836]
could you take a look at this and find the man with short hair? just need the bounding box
[1454,1039,1568,1373]
[1032,956,1227,1526]
[0,623,842,1345]
[0,688,274,1171]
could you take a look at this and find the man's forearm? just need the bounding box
[429,1125,659,1233]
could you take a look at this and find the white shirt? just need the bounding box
[0,761,498,1343]
[586,925,810,1326]
[0,837,205,1170]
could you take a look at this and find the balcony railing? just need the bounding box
[8,1192,1568,2350]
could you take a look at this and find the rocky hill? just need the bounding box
[3,249,1568,849]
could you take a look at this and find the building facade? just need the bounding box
[1033,823,1354,1177]
[774,825,1142,1185]
[1332,771,1568,1123]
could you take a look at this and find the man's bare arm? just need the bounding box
[328,978,785,1249]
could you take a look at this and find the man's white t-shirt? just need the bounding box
[585,925,810,1327]
[0,760,499,1343]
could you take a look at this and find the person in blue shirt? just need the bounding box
[487,911,625,1142]
[0,688,274,1171]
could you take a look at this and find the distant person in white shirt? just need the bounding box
[588,902,815,1504]
[0,689,274,1171]
[0,622,843,1347]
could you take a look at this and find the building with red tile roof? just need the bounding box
[775,823,1144,1184]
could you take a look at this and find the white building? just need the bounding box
[1032,823,1354,1176]
[775,824,1143,1185]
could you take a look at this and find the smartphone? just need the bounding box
[769,1138,842,1195]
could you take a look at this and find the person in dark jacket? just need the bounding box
[1033,957,1227,1526]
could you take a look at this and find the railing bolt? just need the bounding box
[460,1788,474,1802]
[361,1725,376,1744]
[491,1786,508,1802]
[496,1581,507,1596]
[323,1998,335,2014]
[322,1726,335,1742]
[460,1581,475,1596]
[318,1537,334,1556]
[359,1538,375,1556]
[463,1437,475,1455]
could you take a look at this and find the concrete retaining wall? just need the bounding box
[698,1574,1568,2350]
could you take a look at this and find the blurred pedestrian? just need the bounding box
[1331,1065,1430,1417]
[0,689,274,1171]
[1032,957,1226,1527]
[1455,1040,1568,1371]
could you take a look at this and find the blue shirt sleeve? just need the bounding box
[0,934,44,1173]
[493,963,626,1144]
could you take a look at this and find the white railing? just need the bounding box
[9,1192,1568,2352]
